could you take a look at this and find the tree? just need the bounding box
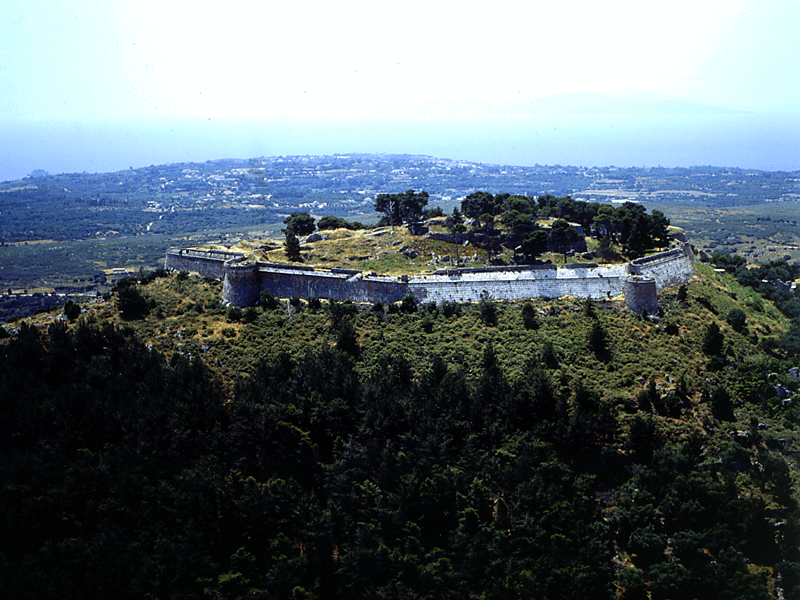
[522,302,538,330]
[461,191,498,219]
[502,210,536,240]
[63,300,81,321]
[648,209,670,246]
[592,204,616,239]
[702,322,724,356]
[374,190,429,225]
[400,294,417,314]
[284,230,302,262]
[318,216,356,230]
[479,213,495,260]
[711,386,735,421]
[502,194,537,215]
[588,320,608,355]
[450,221,466,267]
[479,290,497,326]
[283,212,316,236]
[116,284,150,320]
[520,227,548,262]
[622,213,652,257]
[727,308,747,333]
[549,219,581,262]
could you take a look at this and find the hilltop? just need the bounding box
[1,154,799,303]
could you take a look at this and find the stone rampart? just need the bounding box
[408,266,627,304]
[164,248,243,279]
[165,242,696,312]
[630,243,695,290]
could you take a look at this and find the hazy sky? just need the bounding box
[4,0,798,121]
[1,0,799,178]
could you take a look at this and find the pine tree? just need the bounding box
[284,230,302,262]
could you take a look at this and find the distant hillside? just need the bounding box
[1,154,798,243]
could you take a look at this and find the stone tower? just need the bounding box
[624,276,658,314]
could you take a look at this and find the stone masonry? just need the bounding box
[164,242,696,313]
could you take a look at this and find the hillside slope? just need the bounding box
[1,264,799,599]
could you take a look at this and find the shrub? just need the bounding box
[541,340,559,368]
[64,300,81,321]
[522,302,538,330]
[702,322,724,356]
[440,300,461,318]
[479,291,497,326]
[116,285,150,320]
[711,386,735,421]
[226,307,242,322]
[400,294,417,314]
[588,321,608,354]
[583,298,596,318]
[260,290,279,310]
[727,307,747,333]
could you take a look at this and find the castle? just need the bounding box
[164,241,696,314]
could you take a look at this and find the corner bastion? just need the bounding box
[164,242,695,313]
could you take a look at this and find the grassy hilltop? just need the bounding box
[2,240,800,599]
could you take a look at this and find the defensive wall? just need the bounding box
[164,248,244,279]
[164,242,695,312]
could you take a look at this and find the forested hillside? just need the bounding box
[2,262,799,599]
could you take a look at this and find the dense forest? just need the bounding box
[2,260,800,599]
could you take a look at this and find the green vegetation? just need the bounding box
[317,216,364,231]
[462,192,670,258]
[283,212,317,236]
[2,262,799,599]
[2,156,798,296]
[284,230,302,262]
[375,189,429,225]
[2,156,800,598]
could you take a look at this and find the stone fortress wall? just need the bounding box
[165,242,695,312]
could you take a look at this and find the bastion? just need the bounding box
[164,242,696,313]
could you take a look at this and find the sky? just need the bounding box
[2,0,799,180]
